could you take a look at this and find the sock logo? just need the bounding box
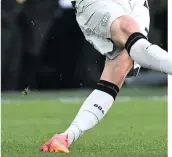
[93,104,105,114]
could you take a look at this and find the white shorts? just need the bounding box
[75,0,150,77]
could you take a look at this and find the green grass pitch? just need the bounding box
[2,90,167,157]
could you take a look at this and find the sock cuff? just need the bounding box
[125,32,147,55]
[96,80,119,100]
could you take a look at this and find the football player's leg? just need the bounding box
[41,50,133,152]
[110,1,172,75]
[63,49,133,143]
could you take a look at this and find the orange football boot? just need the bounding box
[41,134,69,153]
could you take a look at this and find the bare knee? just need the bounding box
[109,50,133,75]
[119,16,139,35]
[101,50,133,88]
[110,15,140,46]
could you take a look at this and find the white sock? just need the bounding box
[125,33,172,75]
[63,81,119,146]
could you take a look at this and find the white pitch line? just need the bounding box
[1,96,167,104]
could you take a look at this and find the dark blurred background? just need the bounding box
[1,0,168,91]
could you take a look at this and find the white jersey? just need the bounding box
[72,0,150,77]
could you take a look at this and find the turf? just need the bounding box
[2,93,167,157]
